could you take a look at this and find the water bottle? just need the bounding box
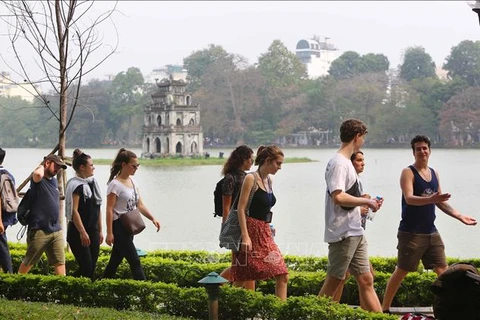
[269,223,276,237]
[367,196,382,221]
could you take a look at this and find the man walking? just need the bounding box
[18,154,67,275]
[318,119,383,312]
[381,135,477,312]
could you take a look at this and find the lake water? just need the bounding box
[3,147,480,259]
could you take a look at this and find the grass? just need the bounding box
[0,298,189,320]
[93,156,315,167]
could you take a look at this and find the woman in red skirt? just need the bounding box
[231,145,288,300]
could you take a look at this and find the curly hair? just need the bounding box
[340,119,368,143]
[222,145,254,175]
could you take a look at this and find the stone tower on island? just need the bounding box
[142,74,203,158]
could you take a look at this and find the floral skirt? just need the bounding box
[231,216,288,281]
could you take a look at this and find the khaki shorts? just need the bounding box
[397,231,447,272]
[327,235,371,279]
[23,229,65,267]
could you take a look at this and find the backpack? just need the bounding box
[0,171,19,214]
[213,175,237,217]
[431,262,480,319]
[16,189,32,226]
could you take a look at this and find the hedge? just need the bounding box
[6,244,477,308]
[0,274,398,320]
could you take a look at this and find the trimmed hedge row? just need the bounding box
[7,247,444,307]
[0,273,397,320]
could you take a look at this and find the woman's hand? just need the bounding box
[98,231,104,244]
[80,230,91,247]
[241,234,252,252]
[152,219,161,232]
[106,233,114,246]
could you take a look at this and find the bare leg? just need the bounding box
[220,266,232,282]
[54,264,66,276]
[433,265,447,277]
[319,275,342,298]
[275,274,288,301]
[241,280,255,290]
[18,262,32,274]
[332,271,349,303]
[381,267,408,312]
[355,271,382,312]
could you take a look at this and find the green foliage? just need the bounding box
[328,51,389,80]
[444,40,480,86]
[0,298,187,319]
[257,39,307,88]
[399,46,437,82]
[183,44,233,92]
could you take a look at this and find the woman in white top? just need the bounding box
[103,148,160,280]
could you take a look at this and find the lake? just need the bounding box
[3,147,480,259]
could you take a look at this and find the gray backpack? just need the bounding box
[0,171,19,214]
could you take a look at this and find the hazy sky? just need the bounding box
[2,1,480,82]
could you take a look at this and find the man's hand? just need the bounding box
[459,215,477,226]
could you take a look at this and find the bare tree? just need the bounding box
[0,0,118,215]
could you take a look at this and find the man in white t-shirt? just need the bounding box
[318,118,383,312]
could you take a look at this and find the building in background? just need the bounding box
[142,74,203,157]
[145,64,188,83]
[295,35,340,78]
[0,71,41,102]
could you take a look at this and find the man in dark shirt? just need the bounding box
[382,135,477,312]
[18,154,67,275]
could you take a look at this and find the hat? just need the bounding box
[44,154,67,169]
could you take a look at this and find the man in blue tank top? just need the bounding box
[18,154,67,276]
[382,135,477,313]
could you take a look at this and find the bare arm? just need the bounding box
[400,168,450,206]
[433,171,477,225]
[105,193,117,246]
[238,174,255,251]
[222,194,232,222]
[97,207,104,244]
[32,164,45,183]
[137,196,160,232]
[0,197,3,234]
[331,190,380,211]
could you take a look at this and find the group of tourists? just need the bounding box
[218,118,477,312]
[0,147,160,281]
[0,117,478,313]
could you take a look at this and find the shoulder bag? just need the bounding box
[120,179,146,236]
[219,172,258,251]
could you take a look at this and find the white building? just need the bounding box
[145,64,188,84]
[0,72,40,102]
[295,35,340,78]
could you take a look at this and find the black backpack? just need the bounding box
[213,175,237,217]
[431,262,480,319]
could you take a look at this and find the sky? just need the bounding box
[1,1,480,83]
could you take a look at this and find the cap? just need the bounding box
[44,154,67,169]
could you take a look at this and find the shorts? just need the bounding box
[327,235,370,279]
[397,231,447,272]
[23,229,65,266]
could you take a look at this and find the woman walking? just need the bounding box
[65,149,103,280]
[231,145,288,300]
[103,148,160,280]
[219,145,254,289]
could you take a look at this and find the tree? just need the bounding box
[257,39,306,88]
[1,0,117,212]
[399,46,437,82]
[182,44,233,92]
[439,87,480,146]
[328,51,389,80]
[444,40,480,86]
